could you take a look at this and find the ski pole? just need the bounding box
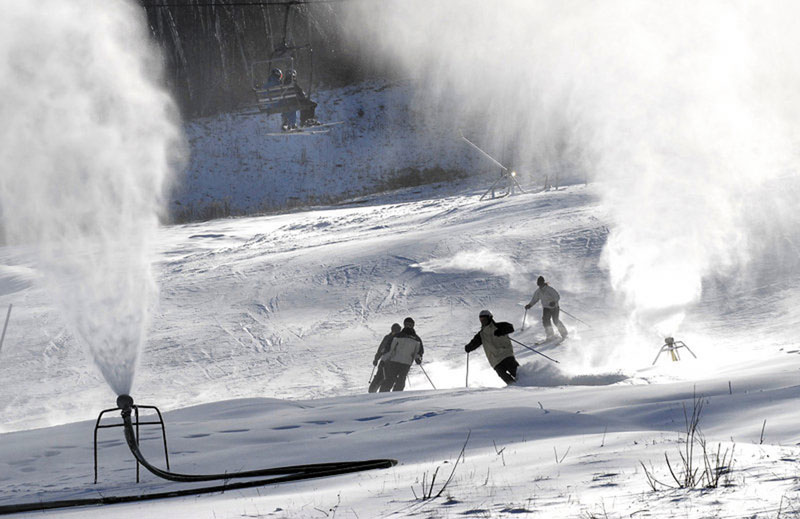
[509,337,559,364]
[418,364,436,390]
[521,307,528,331]
[0,304,11,355]
[368,364,376,384]
[559,307,591,328]
[465,352,470,388]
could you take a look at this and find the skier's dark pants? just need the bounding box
[542,307,568,337]
[378,360,411,392]
[281,111,296,129]
[368,362,386,393]
[493,356,519,384]
[299,100,317,125]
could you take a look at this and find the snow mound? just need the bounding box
[0,264,37,296]
[516,359,629,387]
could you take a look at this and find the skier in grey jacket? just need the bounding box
[378,317,424,392]
[369,323,401,393]
[465,309,518,384]
[525,276,568,340]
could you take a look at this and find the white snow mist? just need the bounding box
[0,1,183,395]
[343,1,800,338]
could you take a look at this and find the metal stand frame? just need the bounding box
[460,130,526,201]
[94,404,170,483]
[480,170,526,201]
[652,337,697,365]
[0,304,11,355]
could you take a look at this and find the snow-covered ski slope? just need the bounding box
[2,181,800,517]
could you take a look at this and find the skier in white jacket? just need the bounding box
[377,317,423,392]
[464,309,519,384]
[525,276,568,340]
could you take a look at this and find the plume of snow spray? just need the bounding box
[412,250,526,287]
[343,1,800,348]
[0,1,183,395]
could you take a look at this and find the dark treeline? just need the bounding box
[139,1,363,118]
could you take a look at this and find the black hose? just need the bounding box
[0,402,397,516]
[120,404,394,482]
[0,463,393,515]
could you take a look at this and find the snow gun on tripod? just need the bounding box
[459,130,526,200]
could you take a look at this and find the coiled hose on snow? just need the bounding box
[0,394,396,515]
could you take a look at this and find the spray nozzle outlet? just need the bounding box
[116,394,134,412]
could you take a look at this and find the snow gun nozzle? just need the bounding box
[116,394,134,414]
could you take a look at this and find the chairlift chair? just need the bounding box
[252,56,304,115]
[250,3,315,117]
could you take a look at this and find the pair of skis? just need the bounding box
[265,120,343,137]
[533,335,566,346]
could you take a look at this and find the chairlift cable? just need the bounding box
[142,0,351,8]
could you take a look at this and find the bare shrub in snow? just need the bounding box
[411,432,470,501]
[641,393,734,490]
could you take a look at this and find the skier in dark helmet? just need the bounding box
[368,323,402,393]
[465,310,519,384]
[260,68,295,131]
[378,317,423,392]
[525,276,568,341]
[280,70,298,131]
[284,69,319,127]
[265,68,283,88]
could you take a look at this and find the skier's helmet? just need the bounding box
[479,309,492,319]
[289,69,297,81]
[391,323,401,333]
[537,276,546,287]
[270,68,283,80]
[403,317,415,328]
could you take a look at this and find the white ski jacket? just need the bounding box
[465,321,515,368]
[383,329,423,366]
[527,284,560,309]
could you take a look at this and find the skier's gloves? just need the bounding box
[493,329,504,337]
[373,359,378,366]
[524,304,532,310]
[415,356,422,365]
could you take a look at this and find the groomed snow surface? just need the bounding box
[2,177,800,518]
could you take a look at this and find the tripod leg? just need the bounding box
[512,175,526,193]
[480,176,509,201]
